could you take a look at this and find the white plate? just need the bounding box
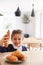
[4,55,24,64]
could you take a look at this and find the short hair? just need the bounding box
[11,29,23,39]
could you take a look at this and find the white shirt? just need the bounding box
[12,44,22,51]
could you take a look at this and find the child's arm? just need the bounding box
[0,37,7,52]
[0,30,10,52]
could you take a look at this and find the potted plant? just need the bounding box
[22,13,30,38]
[22,14,30,24]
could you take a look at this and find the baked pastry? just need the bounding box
[6,55,18,62]
[11,50,26,61]
[6,30,10,40]
[18,53,26,61]
[11,50,21,57]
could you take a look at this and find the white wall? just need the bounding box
[40,12,43,38]
[0,0,43,38]
[0,14,32,38]
[0,0,43,14]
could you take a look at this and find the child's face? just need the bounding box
[11,34,23,47]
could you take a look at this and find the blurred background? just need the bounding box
[0,0,43,39]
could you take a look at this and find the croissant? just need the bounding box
[11,50,26,61]
[6,55,18,62]
[7,30,10,38]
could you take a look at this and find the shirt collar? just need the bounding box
[12,43,22,51]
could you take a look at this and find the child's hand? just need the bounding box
[0,35,9,46]
[4,30,10,48]
[0,34,9,47]
[0,30,10,47]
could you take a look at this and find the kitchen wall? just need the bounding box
[0,0,43,38]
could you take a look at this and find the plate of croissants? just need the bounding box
[4,50,26,64]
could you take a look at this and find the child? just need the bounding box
[0,29,27,52]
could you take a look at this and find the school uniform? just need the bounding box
[0,44,27,52]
